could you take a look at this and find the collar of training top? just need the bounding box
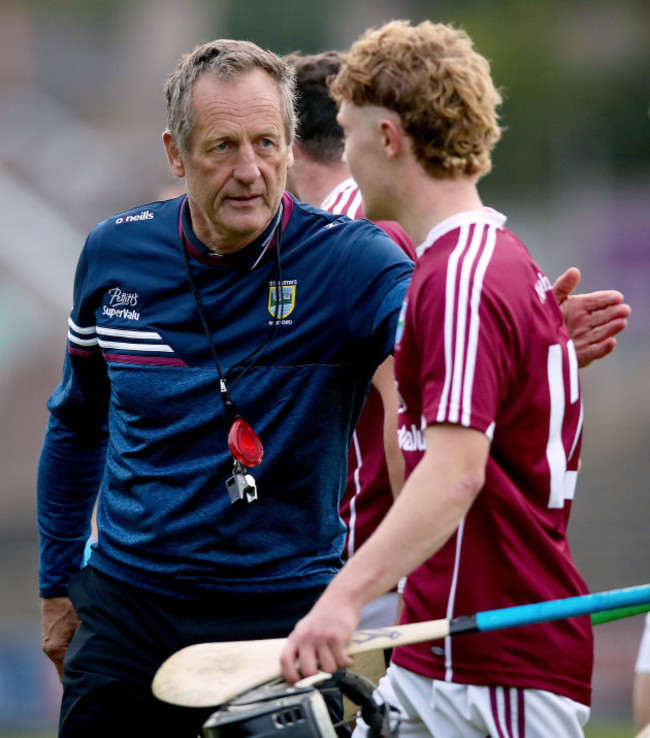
[179,192,294,270]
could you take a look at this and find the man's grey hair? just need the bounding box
[164,39,297,154]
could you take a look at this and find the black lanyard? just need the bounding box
[180,203,285,502]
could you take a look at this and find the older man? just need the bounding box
[37,38,412,737]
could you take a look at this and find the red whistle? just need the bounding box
[228,417,264,467]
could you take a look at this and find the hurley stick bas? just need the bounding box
[152,582,650,708]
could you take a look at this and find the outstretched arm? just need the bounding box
[280,424,488,683]
[552,267,631,368]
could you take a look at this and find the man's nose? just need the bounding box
[233,144,260,183]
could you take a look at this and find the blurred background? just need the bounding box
[0,0,648,735]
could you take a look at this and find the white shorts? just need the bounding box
[636,613,650,673]
[352,663,590,738]
[358,592,400,630]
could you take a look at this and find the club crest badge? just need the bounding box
[268,282,296,319]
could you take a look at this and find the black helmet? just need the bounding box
[202,669,400,738]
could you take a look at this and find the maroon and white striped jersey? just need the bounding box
[321,177,414,262]
[321,178,415,561]
[321,177,364,218]
[392,208,593,705]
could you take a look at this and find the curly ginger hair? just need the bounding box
[329,20,503,180]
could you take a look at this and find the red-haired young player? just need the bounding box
[281,21,630,737]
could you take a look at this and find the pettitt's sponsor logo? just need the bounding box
[102,286,140,320]
[102,305,141,320]
[115,210,155,225]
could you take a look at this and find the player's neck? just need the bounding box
[401,175,484,246]
[292,159,350,209]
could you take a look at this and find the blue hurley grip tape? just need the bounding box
[475,584,650,633]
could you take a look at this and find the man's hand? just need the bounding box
[552,267,631,368]
[41,596,81,681]
[280,593,358,684]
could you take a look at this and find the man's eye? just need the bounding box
[213,142,229,152]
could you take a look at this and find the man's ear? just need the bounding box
[379,117,405,160]
[163,131,186,178]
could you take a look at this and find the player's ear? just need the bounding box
[379,116,405,160]
[163,131,186,178]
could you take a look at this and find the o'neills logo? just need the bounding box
[115,210,154,224]
[102,287,140,320]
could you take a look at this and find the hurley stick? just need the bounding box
[591,602,650,626]
[152,582,650,708]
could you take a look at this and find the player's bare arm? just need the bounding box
[552,267,631,367]
[41,596,81,680]
[371,355,405,498]
[280,423,489,683]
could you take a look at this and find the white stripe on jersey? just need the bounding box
[67,318,98,347]
[97,326,164,340]
[444,517,466,683]
[97,339,174,353]
[320,177,363,218]
[461,224,496,426]
[436,223,466,423]
[347,430,362,559]
[68,320,175,353]
[448,222,474,423]
[567,340,579,403]
[437,221,496,427]
[67,332,98,347]
[68,317,96,335]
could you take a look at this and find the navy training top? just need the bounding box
[37,192,413,598]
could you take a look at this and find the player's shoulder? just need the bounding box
[288,194,390,244]
[89,196,183,242]
[288,193,351,227]
[418,208,532,277]
[287,198,412,280]
[320,177,364,219]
